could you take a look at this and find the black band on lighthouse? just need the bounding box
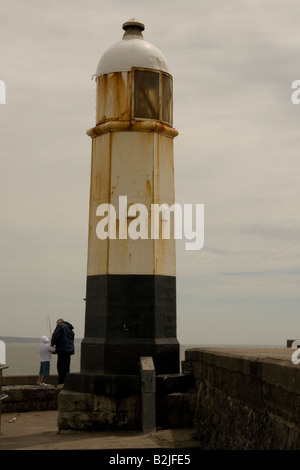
[81,274,179,375]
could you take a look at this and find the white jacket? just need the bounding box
[39,336,55,362]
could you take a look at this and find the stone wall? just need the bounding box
[1,385,60,413]
[1,375,59,413]
[183,347,300,450]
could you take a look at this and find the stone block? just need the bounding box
[156,391,197,428]
[58,389,94,412]
[58,411,98,432]
[2,385,59,413]
[58,392,141,431]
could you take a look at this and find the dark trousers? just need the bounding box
[57,352,71,384]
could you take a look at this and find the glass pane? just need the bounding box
[134,70,159,120]
[162,74,172,124]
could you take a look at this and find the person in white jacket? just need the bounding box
[37,336,55,386]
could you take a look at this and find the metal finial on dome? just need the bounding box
[122,19,145,32]
[122,19,145,38]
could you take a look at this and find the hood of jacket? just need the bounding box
[63,321,74,330]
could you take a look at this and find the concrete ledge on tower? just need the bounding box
[64,372,141,395]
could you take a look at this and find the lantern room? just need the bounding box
[93,19,173,127]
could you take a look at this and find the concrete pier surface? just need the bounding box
[0,410,200,451]
[185,346,296,363]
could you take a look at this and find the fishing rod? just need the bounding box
[47,315,52,338]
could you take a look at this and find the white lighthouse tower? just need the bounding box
[59,20,180,430]
[82,18,179,376]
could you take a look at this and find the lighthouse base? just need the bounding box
[57,371,195,432]
[58,388,141,431]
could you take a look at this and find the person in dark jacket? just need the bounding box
[51,319,75,384]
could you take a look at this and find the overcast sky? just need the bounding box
[0,0,299,345]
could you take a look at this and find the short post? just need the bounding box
[140,356,156,434]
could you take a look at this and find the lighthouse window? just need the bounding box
[162,74,172,124]
[134,70,159,120]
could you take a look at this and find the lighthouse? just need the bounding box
[81,18,179,377]
[59,20,180,430]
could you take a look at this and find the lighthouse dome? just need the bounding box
[96,19,169,78]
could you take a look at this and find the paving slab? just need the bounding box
[0,410,201,451]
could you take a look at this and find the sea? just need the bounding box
[0,339,283,376]
[0,340,202,376]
